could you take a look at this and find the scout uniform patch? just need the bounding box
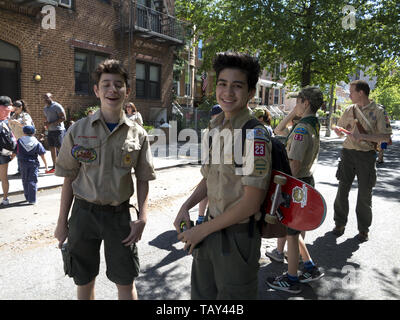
[71,145,97,163]
[253,128,270,141]
[123,153,132,166]
[293,126,307,141]
[254,140,266,156]
[254,158,268,176]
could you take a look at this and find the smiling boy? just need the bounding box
[54,59,156,300]
[174,52,272,299]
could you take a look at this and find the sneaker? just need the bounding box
[1,198,9,205]
[356,232,369,242]
[45,168,55,174]
[266,273,302,294]
[332,225,345,236]
[265,249,284,263]
[299,266,325,283]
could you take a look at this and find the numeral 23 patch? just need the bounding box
[254,141,266,156]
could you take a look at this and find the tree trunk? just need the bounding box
[325,84,335,137]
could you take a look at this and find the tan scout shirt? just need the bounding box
[201,107,272,223]
[338,101,392,152]
[286,118,320,178]
[55,110,156,206]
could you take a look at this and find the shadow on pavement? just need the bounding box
[136,230,190,299]
[259,231,361,300]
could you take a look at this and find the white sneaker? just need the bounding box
[1,198,9,205]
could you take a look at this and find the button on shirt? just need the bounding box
[201,107,272,222]
[55,110,156,206]
[337,101,392,152]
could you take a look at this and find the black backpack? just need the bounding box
[0,121,17,152]
[238,118,292,237]
[239,118,291,175]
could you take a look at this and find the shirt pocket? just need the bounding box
[115,140,141,169]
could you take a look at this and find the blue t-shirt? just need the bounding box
[106,122,118,132]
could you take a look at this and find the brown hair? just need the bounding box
[13,99,29,113]
[92,59,130,87]
[350,80,370,97]
[261,109,272,125]
[124,102,137,113]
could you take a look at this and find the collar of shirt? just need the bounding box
[358,100,376,111]
[209,107,253,130]
[89,109,136,129]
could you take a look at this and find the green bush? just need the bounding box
[143,125,155,133]
[71,106,100,121]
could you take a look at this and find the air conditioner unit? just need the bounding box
[59,0,72,8]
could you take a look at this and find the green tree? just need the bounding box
[176,0,399,89]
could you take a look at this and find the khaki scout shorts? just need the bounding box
[65,199,140,286]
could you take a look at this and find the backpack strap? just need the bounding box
[235,118,270,237]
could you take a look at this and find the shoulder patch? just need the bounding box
[253,126,270,142]
[294,127,308,135]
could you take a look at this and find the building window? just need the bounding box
[136,61,161,99]
[59,0,73,8]
[74,50,109,95]
[264,88,270,105]
[198,40,203,60]
[274,89,280,104]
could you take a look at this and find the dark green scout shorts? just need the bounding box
[65,198,140,286]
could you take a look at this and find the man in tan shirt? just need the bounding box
[54,59,156,300]
[174,52,272,299]
[333,80,392,242]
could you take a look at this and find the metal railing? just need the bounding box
[120,1,186,44]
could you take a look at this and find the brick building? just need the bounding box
[0,0,185,132]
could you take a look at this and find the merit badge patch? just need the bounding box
[254,141,266,157]
[292,184,308,208]
[253,128,269,141]
[294,134,304,141]
[71,145,97,163]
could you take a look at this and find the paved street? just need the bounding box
[0,128,399,300]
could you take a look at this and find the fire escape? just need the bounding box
[118,0,186,46]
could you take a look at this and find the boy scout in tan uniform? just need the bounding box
[266,86,324,294]
[333,80,392,242]
[174,52,272,299]
[54,59,155,300]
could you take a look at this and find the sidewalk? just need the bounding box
[1,144,199,197]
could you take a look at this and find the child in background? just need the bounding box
[16,125,48,205]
